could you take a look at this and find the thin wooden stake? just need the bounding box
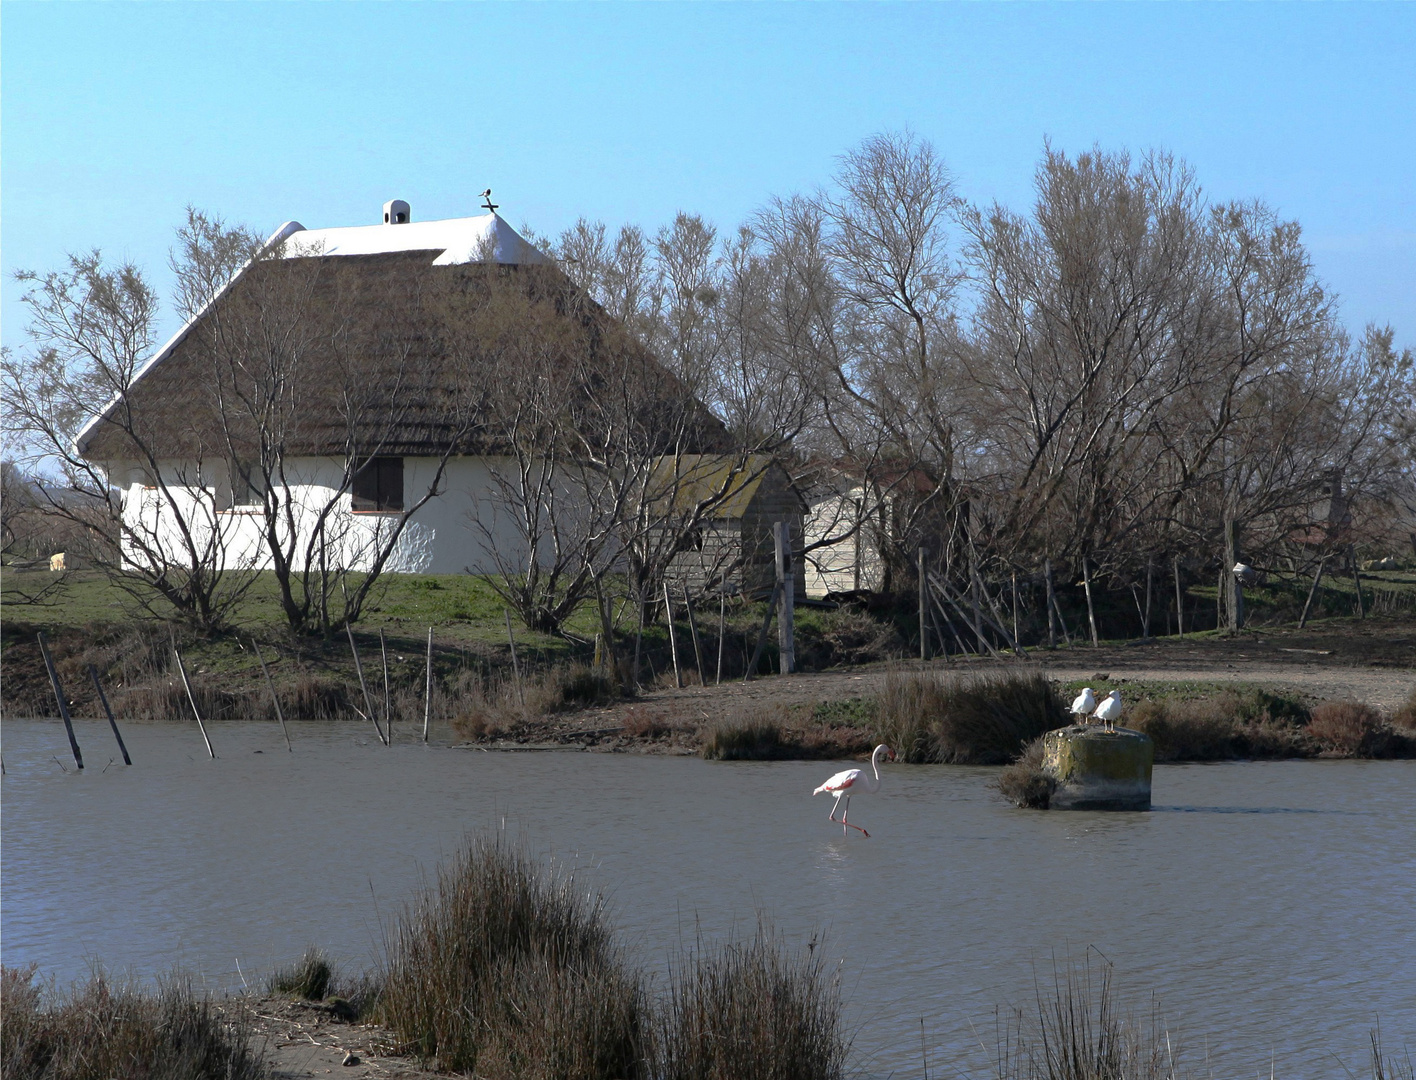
[918,546,929,662]
[743,581,781,681]
[1143,555,1154,640]
[775,521,795,675]
[503,609,524,706]
[683,584,705,686]
[930,576,1006,661]
[37,633,82,770]
[379,628,392,743]
[1298,554,1327,629]
[1081,557,1100,647]
[715,588,726,686]
[87,664,131,764]
[1011,572,1020,650]
[1350,544,1365,619]
[633,589,645,690]
[1173,555,1184,638]
[1045,558,1058,648]
[251,641,291,752]
[423,626,433,743]
[172,646,215,759]
[346,623,387,744]
[663,582,682,688]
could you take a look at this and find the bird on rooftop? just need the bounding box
[480,189,498,212]
[813,744,895,837]
[1070,687,1097,725]
[1091,690,1123,732]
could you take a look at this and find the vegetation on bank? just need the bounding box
[0,966,265,1080]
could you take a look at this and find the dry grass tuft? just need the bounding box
[0,965,266,1080]
[874,669,1068,764]
[653,926,847,1080]
[1390,687,1416,732]
[700,707,788,760]
[996,736,1055,809]
[376,836,644,1078]
[1307,701,1395,757]
[1127,690,1310,762]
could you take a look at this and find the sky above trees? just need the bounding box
[3,3,1413,353]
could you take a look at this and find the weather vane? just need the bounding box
[480,188,498,213]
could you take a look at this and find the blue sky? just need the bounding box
[4,3,1414,353]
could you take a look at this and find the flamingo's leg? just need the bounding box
[828,793,843,822]
[841,796,869,837]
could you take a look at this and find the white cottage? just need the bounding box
[75,202,722,577]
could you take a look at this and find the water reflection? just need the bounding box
[2,720,1413,1079]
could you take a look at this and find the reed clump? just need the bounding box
[269,946,332,1001]
[376,837,645,1077]
[654,927,848,1080]
[0,965,266,1080]
[874,670,1068,764]
[700,707,787,760]
[994,959,1183,1080]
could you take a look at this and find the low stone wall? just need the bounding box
[1043,725,1154,810]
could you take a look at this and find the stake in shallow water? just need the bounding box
[87,664,132,764]
[251,640,291,752]
[37,632,82,770]
[172,646,215,759]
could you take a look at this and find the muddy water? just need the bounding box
[2,718,1412,1078]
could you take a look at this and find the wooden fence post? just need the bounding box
[423,627,434,742]
[1143,555,1153,640]
[88,664,132,764]
[918,546,929,663]
[775,521,795,675]
[379,628,392,742]
[1045,558,1058,648]
[1173,555,1184,638]
[1081,557,1100,647]
[683,583,705,686]
[716,589,726,686]
[663,582,682,688]
[1349,545,1365,619]
[1299,554,1327,629]
[37,633,82,770]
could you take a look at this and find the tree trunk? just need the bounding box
[1223,517,1243,632]
[1045,557,1058,648]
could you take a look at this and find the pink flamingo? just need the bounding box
[813,743,895,837]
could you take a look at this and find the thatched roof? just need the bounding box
[76,214,724,464]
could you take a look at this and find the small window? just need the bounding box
[231,462,265,506]
[352,457,404,512]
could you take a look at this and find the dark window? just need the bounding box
[231,461,264,506]
[352,457,404,512]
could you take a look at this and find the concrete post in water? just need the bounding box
[1043,725,1153,810]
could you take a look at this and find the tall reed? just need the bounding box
[874,670,1068,764]
[653,926,848,1080]
[0,965,266,1080]
[376,836,645,1078]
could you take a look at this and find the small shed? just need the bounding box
[649,454,806,598]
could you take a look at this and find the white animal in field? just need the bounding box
[1070,687,1097,724]
[1091,690,1123,732]
[813,743,895,837]
[49,553,66,572]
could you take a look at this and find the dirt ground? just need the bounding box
[241,995,440,1080]
[474,617,1416,752]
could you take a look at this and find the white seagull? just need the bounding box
[813,744,895,837]
[1091,690,1123,732]
[1070,687,1097,725]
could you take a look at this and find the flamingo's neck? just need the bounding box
[865,749,885,792]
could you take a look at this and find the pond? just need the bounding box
[2,717,1412,1078]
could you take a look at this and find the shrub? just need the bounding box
[653,927,847,1080]
[700,707,787,760]
[874,670,1069,764]
[622,707,675,739]
[997,736,1055,809]
[1127,691,1308,762]
[794,608,903,670]
[377,836,644,1077]
[0,965,265,1080]
[269,947,332,1001]
[1307,701,1393,758]
[1390,688,1416,732]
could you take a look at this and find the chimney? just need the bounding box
[382,199,411,225]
